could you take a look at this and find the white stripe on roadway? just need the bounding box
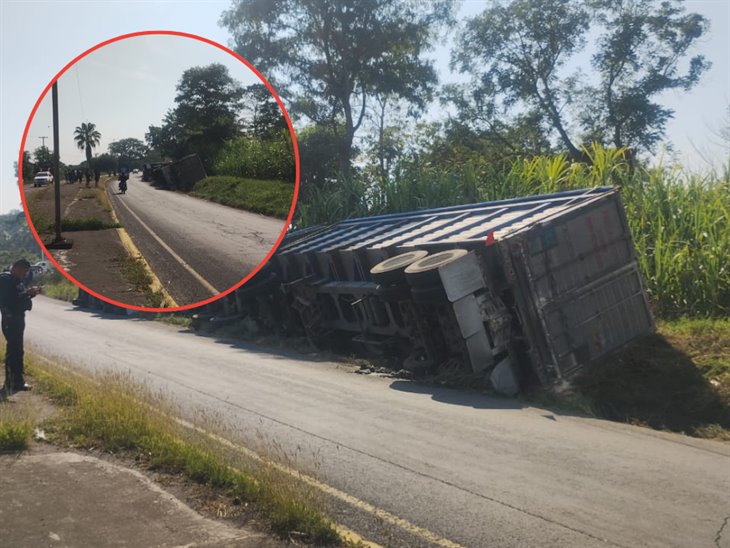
[30,354,462,548]
[113,194,221,296]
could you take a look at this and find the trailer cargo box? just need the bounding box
[201,187,654,393]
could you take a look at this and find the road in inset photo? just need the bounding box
[107,172,285,304]
[21,32,296,309]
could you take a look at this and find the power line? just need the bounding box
[74,64,86,123]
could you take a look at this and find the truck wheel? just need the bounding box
[405,249,469,287]
[370,250,428,285]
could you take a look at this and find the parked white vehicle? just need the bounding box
[33,171,54,187]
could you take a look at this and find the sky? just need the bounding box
[26,33,261,167]
[1,0,728,214]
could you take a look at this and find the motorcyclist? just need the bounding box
[118,168,129,194]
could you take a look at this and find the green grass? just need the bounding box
[118,255,165,308]
[0,401,35,451]
[40,271,78,302]
[154,314,193,328]
[190,176,294,219]
[25,355,340,544]
[534,317,730,440]
[32,216,122,233]
[214,134,295,182]
[61,217,122,231]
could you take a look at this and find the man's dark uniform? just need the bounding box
[0,271,33,391]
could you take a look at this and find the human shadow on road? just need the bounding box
[389,380,524,410]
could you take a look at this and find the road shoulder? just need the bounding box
[0,390,284,547]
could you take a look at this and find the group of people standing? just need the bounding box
[65,167,101,187]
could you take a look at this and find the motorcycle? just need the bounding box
[118,174,128,194]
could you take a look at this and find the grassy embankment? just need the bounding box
[526,318,730,440]
[190,176,293,219]
[0,350,342,545]
[187,133,295,219]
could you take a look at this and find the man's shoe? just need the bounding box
[14,383,31,392]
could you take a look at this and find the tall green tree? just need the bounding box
[582,0,710,152]
[73,122,101,168]
[146,64,244,170]
[221,0,455,178]
[108,138,149,162]
[32,146,53,171]
[93,153,118,173]
[453,0,709,159]
[242,84,287,140]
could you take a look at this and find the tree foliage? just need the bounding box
[146,63,244,170]
[0,211,40,269]
[583,0,710,152]
[221,0,454,177]
[108,138,148,161]
[73,122,101,167]
[32,146,54,171]
[453,0,710,159]
[297,124,356,189]
[93,153,118,173]
[242,84,288,140]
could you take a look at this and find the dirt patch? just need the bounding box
[24,179,150,306]
[48,231,150,307]
[23,182,80,232]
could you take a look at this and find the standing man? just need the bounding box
[0,259,41,393]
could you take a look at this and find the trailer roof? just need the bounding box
[282,186,615,255]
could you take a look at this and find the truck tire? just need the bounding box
[370,250,428,285]
[405,249,469,287]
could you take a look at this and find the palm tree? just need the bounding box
[73,122,101,168]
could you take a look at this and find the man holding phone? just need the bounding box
[0,259,42,394]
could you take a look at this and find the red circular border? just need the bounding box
[18,30,300,314]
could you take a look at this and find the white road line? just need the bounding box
[30,354,463,548]
[111,191,220,296]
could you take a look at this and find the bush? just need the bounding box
[214,133,295,181]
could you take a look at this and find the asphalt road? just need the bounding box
[107,174,286,305]
[26,297,730,548]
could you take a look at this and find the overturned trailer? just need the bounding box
[203,187,655,393]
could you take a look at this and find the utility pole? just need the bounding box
[44,81,72,250]
[38,136,48,148]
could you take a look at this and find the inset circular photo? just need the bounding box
[19,31,298,312]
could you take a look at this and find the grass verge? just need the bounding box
[118,254,166,308]
[40,270,78,302]
[190,176,293,219]
[531,318,730,440]
[25,354,341,544]
[0,398,35,451]
[31,216,122,233]
[154,314,193,328]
